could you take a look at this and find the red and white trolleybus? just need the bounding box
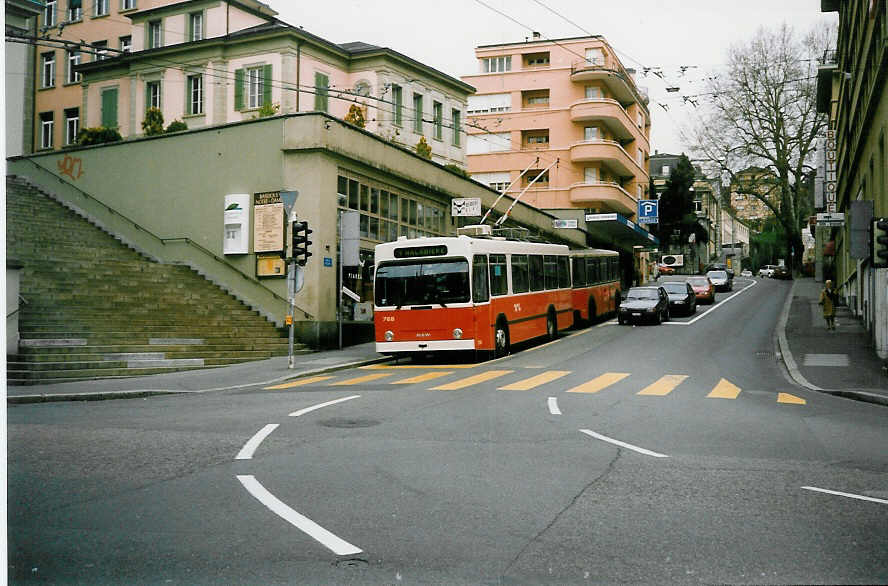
[373,230,621,358]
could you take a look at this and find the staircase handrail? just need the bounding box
[9,157,313,322]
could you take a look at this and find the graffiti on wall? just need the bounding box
[58,155,84,180]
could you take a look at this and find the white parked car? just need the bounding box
[758,265,778,277]
[740,269,753,277]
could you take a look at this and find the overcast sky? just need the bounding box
[267,1,837,155]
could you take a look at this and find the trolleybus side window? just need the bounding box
[572,257,587,288]
[557,256,571,289]
[511,254,529,293]
[473,254,489,302]
[543,255,558,290]
[489,254,508,296]
[610,257,619,281]
[529,255,544,291]
[588,257,600,284]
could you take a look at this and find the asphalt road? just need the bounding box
[8,277,888,584]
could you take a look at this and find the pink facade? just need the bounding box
[462,36,651,220]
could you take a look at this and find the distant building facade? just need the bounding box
[729,167,780,225]
[461,34,656,255]
[73,1,471,167]
[6,0,43,157]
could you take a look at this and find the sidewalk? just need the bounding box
[6,342,389,404]
[778,277,888,406]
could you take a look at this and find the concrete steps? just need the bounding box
[6,175,304,384]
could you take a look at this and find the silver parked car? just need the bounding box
[706,269,733,292]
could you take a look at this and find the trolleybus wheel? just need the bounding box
[588,298,597,326]
[494,319,510,358]
[546,310,557,341]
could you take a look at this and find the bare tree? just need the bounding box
[692,23,832,271]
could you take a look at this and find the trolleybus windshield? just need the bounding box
[375,259,470,307]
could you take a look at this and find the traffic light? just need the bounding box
[291,220,313,265]
[875,218,888,268]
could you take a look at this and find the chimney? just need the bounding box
[532,31,541,39]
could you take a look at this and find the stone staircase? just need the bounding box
[6,175,306,384]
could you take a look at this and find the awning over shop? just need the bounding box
[585,213,659,250]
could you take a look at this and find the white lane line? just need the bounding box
[801,486,888,505]
[237,475,363,555]
[289,395,360,417]
[547,397,561,415]
[580,429,669,458]
[235,424,280,460]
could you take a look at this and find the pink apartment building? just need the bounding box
[462,35,656,251]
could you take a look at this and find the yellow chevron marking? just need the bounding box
[707,378,741,399]
[361,363,476,370]
[499,370,570,391]
[391,371,454,384]
[777,392,806,405]
[637,375,689,396]
[566,372,630,394]
[328,373,391,386]
[265,375,334,389]
[430,370,513,390]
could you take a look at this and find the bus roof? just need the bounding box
[375,235,570,261]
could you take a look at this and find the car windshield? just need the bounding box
[626,289,659,300]
[707,270,727,279]
[662,283,688,293]
[375,259,470,306]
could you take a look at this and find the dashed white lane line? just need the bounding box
[237,475,363,556]
[289,395,361,417]
[235,424,279,460]
[801,486,888,505]
[580,429,669,458]
[547,397,561,415]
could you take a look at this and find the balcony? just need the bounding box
[569,98,647,144]
[570,60,639,104]
[568,140,644,179]
[569,182,637,216]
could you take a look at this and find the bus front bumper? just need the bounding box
[376,340,477,353]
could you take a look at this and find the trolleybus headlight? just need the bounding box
[384,330,394,342]
[452,328,463,339]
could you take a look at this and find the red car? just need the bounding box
[687,276,715,304]
[657,264,675,276]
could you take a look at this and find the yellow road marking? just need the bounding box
[566,372,630,394]
[430,370,513,390]
[328,373,391,386]
[707,378,741,399]
[361,363,476,370]
[778,392,806,405]
[637,374,689,396]
[391,371,454,384]
[499,370,570,391]
[265,375,334,389]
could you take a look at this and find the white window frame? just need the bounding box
[247,66,264,109]
[40,113,54,149]
[585,48,604,65]
[482,56,511,73]
[188,74,203,115]
[120,36,132,53]
[67,0,82,21]
[94,0,109,17]
[66,50,81,84]
[585,86,602,99]
[146,80,161,109]
[148,20,162,49]
[190,12,203,41]
[92,40,109,61]
[584,167,599,183]
[466,93,511,114]
[584,126,600,141]
[44,0,57,27]
[121,0,136,9]
[65,109,79,145]
[41,52,55,88]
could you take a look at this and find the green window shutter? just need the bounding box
[101,88,118,128]
[234,68,244,110]
[314,72,328,112]
[262,64,272,107]
[184,76,191,115]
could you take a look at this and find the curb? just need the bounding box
[775,279,887,408]
[6,354,392,405]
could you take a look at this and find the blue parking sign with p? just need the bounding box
[638,199,658,224]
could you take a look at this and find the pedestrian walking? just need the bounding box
[818,279,838,330]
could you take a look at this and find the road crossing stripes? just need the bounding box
[262,366,808,405]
